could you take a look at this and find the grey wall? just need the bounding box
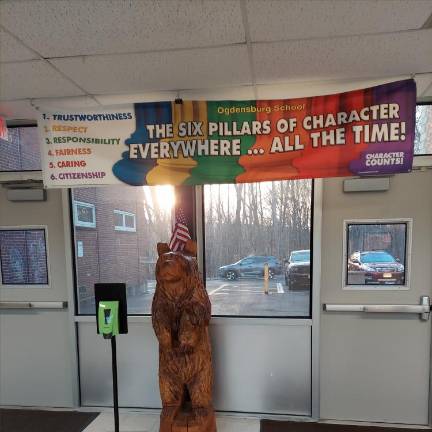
[78,318,312,415]
[5,170,431,420]
[0,188,77,407]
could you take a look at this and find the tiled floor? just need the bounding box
[83,411,260,432]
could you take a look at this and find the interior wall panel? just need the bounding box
[78,319,311,415]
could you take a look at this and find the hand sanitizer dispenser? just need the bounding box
[98,301,119,339]
[94,283,128,432]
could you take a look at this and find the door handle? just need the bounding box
[0,301,68,310]
[323,296,431,321]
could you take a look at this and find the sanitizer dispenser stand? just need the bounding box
[95,284,128,432]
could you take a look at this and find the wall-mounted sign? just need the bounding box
[38,79,416,188]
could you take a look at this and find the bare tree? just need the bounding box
[204,180,312,277]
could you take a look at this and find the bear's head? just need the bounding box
[155,240,198,302]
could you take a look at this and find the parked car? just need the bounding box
[218,256,282,280]
[285,249,311,290]
[348,250,405,285]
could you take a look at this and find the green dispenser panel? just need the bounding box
[98,301,119,339]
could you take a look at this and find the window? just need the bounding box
[72,185,174,314]
[414,104,432,155]
[204,180,312,317]
[114,210,136,232]
[0,126,41,171]
[0,228,48,285]
[73,201,96,228]
[344,221,409,289]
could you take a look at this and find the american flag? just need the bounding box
[169,207,191,252]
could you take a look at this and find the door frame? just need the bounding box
[195,180,323,419]
[62,189,81,407]
[311,179,323,419]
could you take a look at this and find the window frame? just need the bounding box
[70,186,179,316]
[70,182,313,318]
[113,209,136,232]
[342,218,412,291]
[73,200,96,229]
[0,124,41,173]
[414,102,432,157]
[0,225,50,287]
[200,180,314,319]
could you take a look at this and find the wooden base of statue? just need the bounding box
[153,240,217,432]
[160,402,216,432]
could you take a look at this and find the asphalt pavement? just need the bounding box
[79,276,310,317]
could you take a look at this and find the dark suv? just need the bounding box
[348,250,405,285]
[218,256,282,280]
[285,250,311,290]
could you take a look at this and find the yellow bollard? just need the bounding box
[263,263,269,295]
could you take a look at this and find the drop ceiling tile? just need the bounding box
[255,76,410,100]
[179,86,256,101]
[423,83,432,98]
[0,97,99,120]
[0,60,85,100]
[0,30,39,62]
[50,46,252,94]
[0,100,38,120]
[0,0,245,57]
[95,91,178,105]
[34,96,100,110]
[95,87,256,104]
[246,0,432,42]
[253,29,432,84]
[415,73,432,96]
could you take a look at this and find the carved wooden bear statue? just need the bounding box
[152,240,216,432]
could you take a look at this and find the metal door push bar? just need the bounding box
[323,296,431,321]
[0,301,68,310]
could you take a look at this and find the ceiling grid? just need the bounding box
[240,0,257,99]
[0,0,431,120]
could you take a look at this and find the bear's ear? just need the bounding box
[157,242,171,256]
[183,239,197,257]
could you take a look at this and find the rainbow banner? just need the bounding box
[39,80,415,188]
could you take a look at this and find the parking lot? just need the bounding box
[79,276,310,317]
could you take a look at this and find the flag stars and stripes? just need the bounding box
[169,208,191,252]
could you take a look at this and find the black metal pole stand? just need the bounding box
[111,336,119,432]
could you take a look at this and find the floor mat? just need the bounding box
[0,409,99,432]
[261,420,429,432]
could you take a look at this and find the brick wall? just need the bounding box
[25,230,48,283]
[0,127,41,171]
[425,108,432,154]
[73,186,171,302]
[0,229,48,284]
[20,127,41,170]
[0,128,21,171]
